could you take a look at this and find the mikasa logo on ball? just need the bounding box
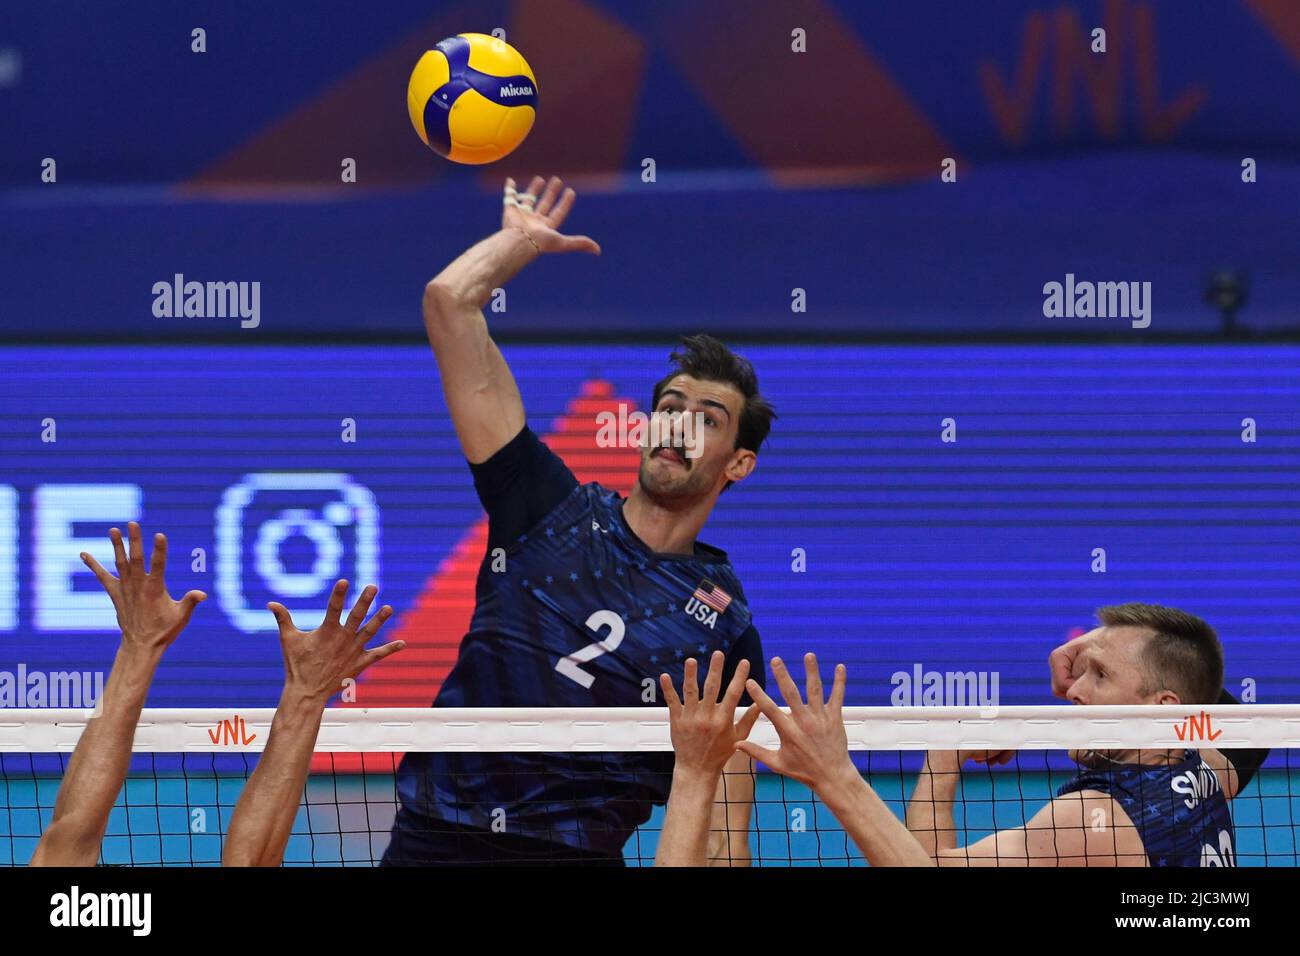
[499,83,533,97]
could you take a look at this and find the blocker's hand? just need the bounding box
[502,175,601,255]
[661,652,760,779]
[267,580,404,704]
[81,522,206,654]
[737,653,858,792]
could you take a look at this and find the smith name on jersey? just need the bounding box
[1058,749,1236,867]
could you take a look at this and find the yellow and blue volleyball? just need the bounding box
[407,33,538,165]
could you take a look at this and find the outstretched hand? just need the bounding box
[661,651,760,779]
[502,175,601,255]
[737,653,857,792]
[81,522,206,655]
[267,580,404,703]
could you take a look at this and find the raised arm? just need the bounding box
[906,749,1015,859]
[31,524,205,867]
[424,175,600,463]
[737,655,935,867]
[905,752,963,859]
[655,653,759,867]
[706,752,757,866]
[222,580,403,867]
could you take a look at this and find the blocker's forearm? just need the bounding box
[905,755,961,859]
[656,767,721,867]
[31,645,163,866]
[817,765,937,867]
[223,689,327,866]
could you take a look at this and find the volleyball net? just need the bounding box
[1,705,1296,866]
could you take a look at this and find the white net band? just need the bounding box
[2,703,1294,753]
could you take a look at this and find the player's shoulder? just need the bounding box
[581,481,623,519]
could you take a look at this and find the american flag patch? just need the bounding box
[692,579,732,614]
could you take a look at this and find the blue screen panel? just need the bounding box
[0,343,1296,708]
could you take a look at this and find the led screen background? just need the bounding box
[1,343,1296,709]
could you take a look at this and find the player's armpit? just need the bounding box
[936,790,1145,867]
[706,751,756,867]
[1197,748,1240,800]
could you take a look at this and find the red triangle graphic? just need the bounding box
[315,378,642,773]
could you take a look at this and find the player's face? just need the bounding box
[1066,626,1161,766]
[638,376,749,501]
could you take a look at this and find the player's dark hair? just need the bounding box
[1096,603,1223,705]
[651,335,776,490]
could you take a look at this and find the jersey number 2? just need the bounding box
[556,609,625,689]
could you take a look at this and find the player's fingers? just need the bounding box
[770,657,806,711]
[660,674,682,716]
[325,579,349,623]
[81,552,117,592]
[533,176,563,218]
[127,522,146,575]
[722,658,751,710]
[359,640,406,672]
[681,657,699,705]
[548,186,576,228]
[520,175,545,209]
[745,678,795,736]
[1048,644,1074,698]
[177,590,207,623]
[345,585,378,632]
[556,234,601,256]
[266,601,294,633]
[149,532,168,580]
[735,740,781,770]
[110,527,128,577]
[829,663,847,712]
[803,652,824,710]
[701,650,725,704]
[357,604,393,642]
[735,701,762,739]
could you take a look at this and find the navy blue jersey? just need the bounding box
[1057,750,1236,867]
[395,427,765,856]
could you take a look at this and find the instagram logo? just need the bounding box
[215,473,380,633]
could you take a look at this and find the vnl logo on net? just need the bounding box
[0,476,380,636]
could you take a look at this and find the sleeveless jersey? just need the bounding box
[1057,749,1236,866]
[395,481,758,855]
